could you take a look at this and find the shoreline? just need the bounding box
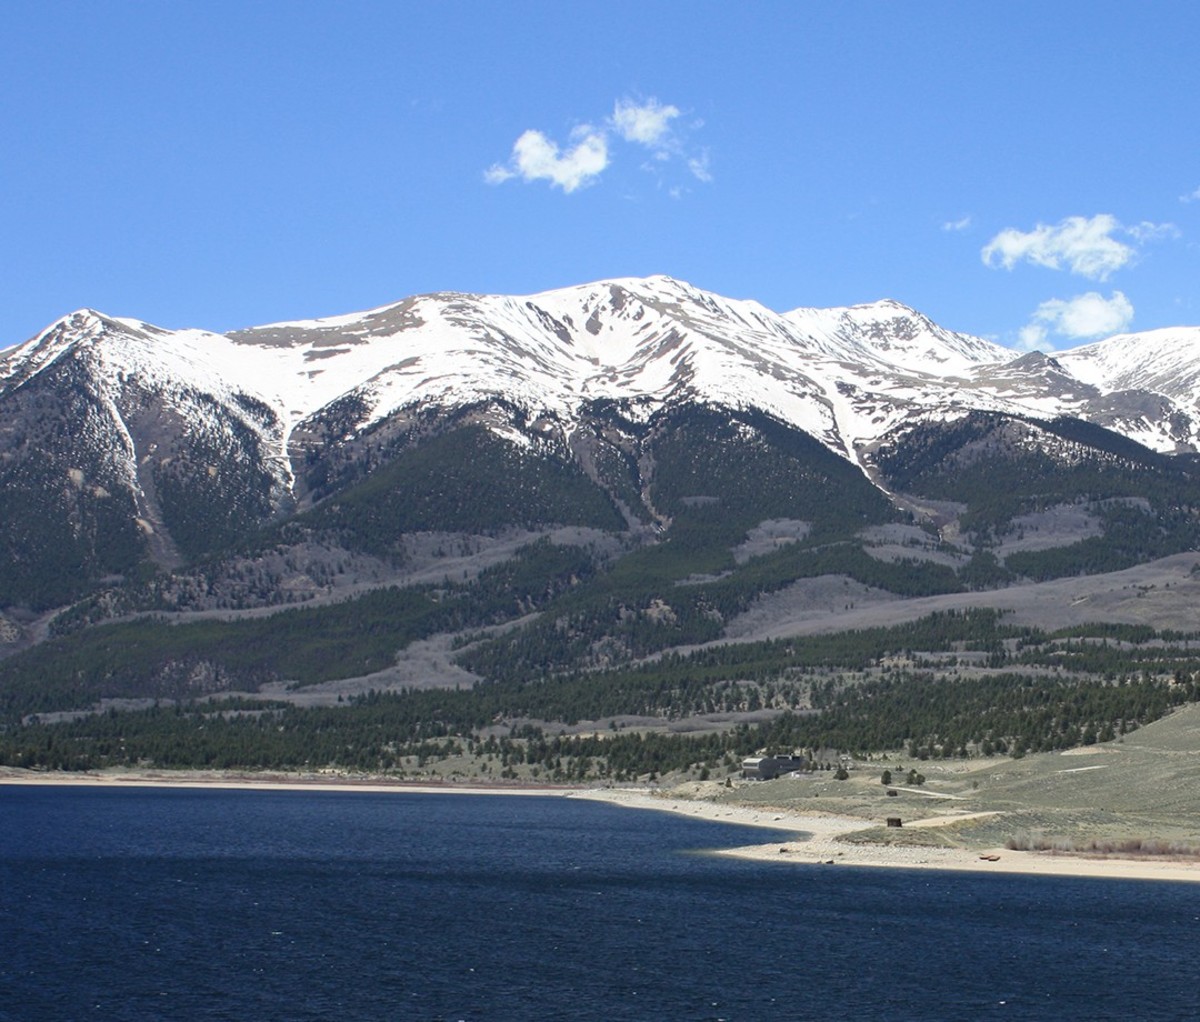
[5,768,1200,884]
[0,768,577,798]
[570,788,1200,885]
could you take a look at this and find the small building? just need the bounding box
[741,755,809,780]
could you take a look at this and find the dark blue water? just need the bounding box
[2,786,1198,1021]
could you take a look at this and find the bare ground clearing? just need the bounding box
[716,552,1200,641]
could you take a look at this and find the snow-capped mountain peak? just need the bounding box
[1058,327,1200,412]
[4,277,1200,498]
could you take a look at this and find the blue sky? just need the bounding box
[2,1,1198,351]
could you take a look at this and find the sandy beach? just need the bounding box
[5,768,1200,884]
[569,787,1200,884]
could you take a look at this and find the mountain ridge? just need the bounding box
[9,276,1199,475]
[2,275,1199,617]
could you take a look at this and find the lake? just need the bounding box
[2,784,1198,1021]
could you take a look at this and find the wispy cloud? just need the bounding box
[486,96,709,194]
[1017,290,1134,351]
[1127,220,1180,243]
[942,215,972,232]
[686,152,712,184]
[980,214,1159,281]
[1180,185,1200,203]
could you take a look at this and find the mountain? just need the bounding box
[2,276,1199,608]
[2,276,1200,759]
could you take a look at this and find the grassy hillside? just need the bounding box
[715,702,1200,854]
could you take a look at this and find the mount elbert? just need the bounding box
[2,275,1200,719]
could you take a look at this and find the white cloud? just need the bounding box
[981,214,1137,280]
[1021,291,1134,348]
[611,97,679,147]
[942,215,972,232]
[484,127,609,193]
[487,95,708,195]
[1180,185,1200,203]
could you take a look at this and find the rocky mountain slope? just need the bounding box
[3,275,1199,608]
[2,277,1200,740]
